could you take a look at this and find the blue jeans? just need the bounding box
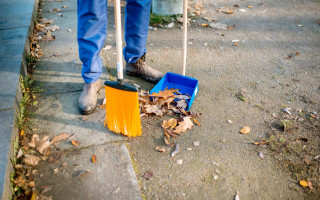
[77,0,151,84]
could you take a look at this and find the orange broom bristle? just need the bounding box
[104,86,142,137]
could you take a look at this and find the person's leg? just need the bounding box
[77,0,107,114]
[124,0,163,83]
[77,0,107,84]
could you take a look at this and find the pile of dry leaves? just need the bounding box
[12,132,78,199]
[139,88,201,147]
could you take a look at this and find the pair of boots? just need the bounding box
[78,54,163,115]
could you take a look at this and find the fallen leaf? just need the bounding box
[234,5,239,8]
[303,158,310,165]
[253,141,269,145]
[308,180,313,189]
[52,133,70,145]
[17,149,23,159]
[193,118,201,125]
[227,24,237,29]
[20,130,25,136]
[40,184,54,194]
[163,130,170,138]
[173,117,194,134]
[193,141,200,146]
[187,148,193,151]
[53,168,59,174]
[145,105,163,116]
[22,137,30,150]
[12,176,26,187]
[24,154,41,166]
[176,100,187,110]
[203,17,217,22]
[248,5,253,8]
[36,135,51,154]
[216,7,234,14]
[259,152,264,159]
[155,147,165,152]
[143,171,153,180]
[150,88,177,99]
[71,140,80,146]
[92,154,97,164]
[240,126,250,134]
[299,180,308,187]
[201,23,209,27]
[164,137,174,146]
[171,143,180,158]
[62,6,67,8]
[168,118,178,129]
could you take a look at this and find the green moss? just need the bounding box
[149,13,182,25]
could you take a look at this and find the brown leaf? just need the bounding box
[163,130,170,139]
[173,117,194,134]
[227,24,237,29]
[240,126,250,134]
[36,135,51,154]
[145,105,163,116]
[308,180,313,189]
[52,133,70,145]
[92,154,97,164]
[150,88,177,99]
[24,154,41,166]
[143,171,153,180]
[234,4,239,8]
[71,140,80,146]
[162,120,170,129]
[193,118,201,125]
[12,176,26,187]
[155,147,165,152]
[40,184,54,194]
[216,7,234,14]
[253,141,269,145]
[164,137,174,146]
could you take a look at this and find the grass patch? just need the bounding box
[149,13,182,25]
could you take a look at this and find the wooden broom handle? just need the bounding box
[182,0,188,76]
[115,0,124,82]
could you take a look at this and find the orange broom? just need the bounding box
[104,0,141,137]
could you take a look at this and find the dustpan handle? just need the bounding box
[115,0,124,84]
[182,0,188,76]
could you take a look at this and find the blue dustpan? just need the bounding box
[150,0,198,111]
[150,72,198,111]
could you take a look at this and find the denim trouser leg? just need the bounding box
[77,0,108,84]
[77,0,151,83]
[124,0,152,64]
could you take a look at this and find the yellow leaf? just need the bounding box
[168,118,178,129]
[299,180,308,187]
[201,23,209,27]
[248,5,253,9]
[240,126,251,134]
[20,130,25,136]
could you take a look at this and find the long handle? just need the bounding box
[182,0,188,76]
[115,0,124,83]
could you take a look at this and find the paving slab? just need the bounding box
[0,0,35,17]
[29,91,125,149]
[34,142,142,200]
[0,27,29,59]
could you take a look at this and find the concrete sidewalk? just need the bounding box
[28,0,142,199]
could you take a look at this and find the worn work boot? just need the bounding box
[78,79,101,115]
[126,54,163,83]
